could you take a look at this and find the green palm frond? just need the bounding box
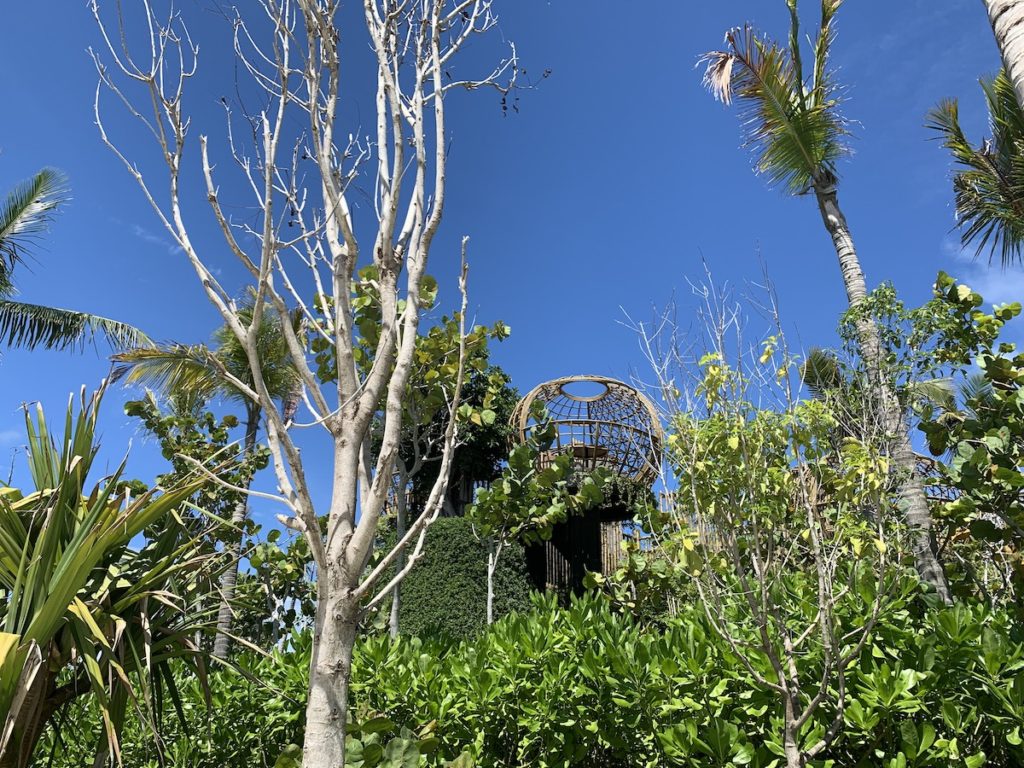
[0,299,149,352]
[928,70,1024,267]
[117,293,302,410]
[960,372,996,419]
[112,344,225,403]
[907,377,957,413]
[800,347,844,399]
[0,169,68,292]
[702,0,847,194]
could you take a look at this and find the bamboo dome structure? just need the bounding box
[510,375,664,595]
[511,375,663,484]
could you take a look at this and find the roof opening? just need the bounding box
[558,379,609,402]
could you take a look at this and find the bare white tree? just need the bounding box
[89,1,516,763]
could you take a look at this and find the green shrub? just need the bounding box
[355,588,1024,768]
[41,632,311,768]
[42,586,1024,768]
[398,516,533,637]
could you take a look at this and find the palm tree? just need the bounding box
[702,0,951,603]
[0,387,216,768]
[928,71,1024,267]
[114,294,301,658]
[983,0,1024,111]
[0,169,147,351]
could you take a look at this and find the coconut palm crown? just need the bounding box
[0,169,148,351]
[701,0,847,196]
[112,293,302,658]
[929,70,1024,268]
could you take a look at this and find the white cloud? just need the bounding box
[129,224,183,256]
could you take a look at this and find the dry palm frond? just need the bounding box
[701,2,848,195]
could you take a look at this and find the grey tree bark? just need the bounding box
[212,404,261,660]
[814,183,952,604]
[302,566,360,767]
[388,484,408,639]
[984,0,1024,109]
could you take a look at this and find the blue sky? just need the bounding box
[0,1,1017,527]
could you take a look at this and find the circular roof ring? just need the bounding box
[558,379,610,402]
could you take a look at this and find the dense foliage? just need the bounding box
[355,592,1024,767]
[45,588,1023,768]
[390,517,532,638]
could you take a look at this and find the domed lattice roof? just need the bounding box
[511,375,663,484]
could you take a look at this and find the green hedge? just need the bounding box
[397,516,533,638]
[357,590,1024,768]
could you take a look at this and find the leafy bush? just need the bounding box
[43,589,1023,767]
[397,516,533,637]
[42,633,311,768]
[355,590,1024,768]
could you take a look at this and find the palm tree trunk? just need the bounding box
[984,0,1024,110]
[814,183,952,605]
[212,405,261,660]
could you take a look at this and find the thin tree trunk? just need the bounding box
[783,692,805,768]
[814,184,952,605]
[486,537,503,625]
[212,405,261,660]
[985,0,1024,110]
[388,490,407,639]
[302,581,359,767]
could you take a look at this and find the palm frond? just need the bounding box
[907,377,957,413]
[112,344,224,403]
[960,372,996,419]
[0,300,149,352]
[702,3,847,194]
[0,169,68,290]
[928,71,1024,267]
[116,292,302,418]
[800,346,844,399]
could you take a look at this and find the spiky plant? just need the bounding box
[0,169,147,352]
[0,387,219,768]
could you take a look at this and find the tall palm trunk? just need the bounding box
[984,0,1024,109]
[814,182,952,605]
[212,404,261,660]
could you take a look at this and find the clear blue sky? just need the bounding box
[0,1,1016,527]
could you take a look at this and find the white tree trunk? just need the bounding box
[486,540,497,625]
[301,579,359,767]
[985,0,1024,109]
[814,184,952,604]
